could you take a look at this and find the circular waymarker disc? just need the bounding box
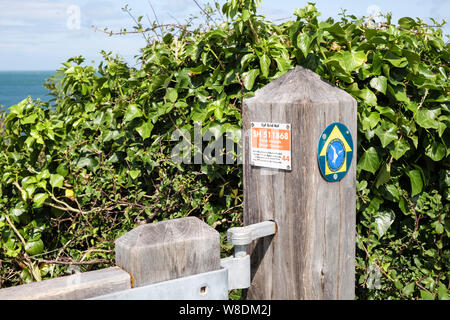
[317,122,353,182]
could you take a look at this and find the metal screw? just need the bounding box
[200,285,208,295]
[333,174,338,180]
[322,134,327,140]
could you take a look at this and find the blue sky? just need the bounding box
[0,0,448,71]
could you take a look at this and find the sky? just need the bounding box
[0,0,448,71]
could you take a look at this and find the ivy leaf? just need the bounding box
[358,88,377,106]
[129,170,141,180]
[375,122,397,148]
[375,163,391,188]
[414,108,440,129]
[165,87,178,103]
[136,120,154,140]
[358,147,380,174]
[50,174,64,189]
[374,210,395,238]
[33,193,48,208]
[369,76,387,94]
[123,104,143,123]
[327,50,367,73]
[25,239,44,256]
[387,85,409,102]
[403,50,420,73]
[390,138,410,160]
[384,52,408,68]
[76,157,99,171]
[425,141,445,161]
[407,169,423,197]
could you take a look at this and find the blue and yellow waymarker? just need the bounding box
[318,123,353,182]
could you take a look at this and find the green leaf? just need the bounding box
[414,108,440,129]
[369,76,387,94]
[33,193,48,208]
[123,104,143,123]
[420,290,435,300]
[297,33,311,58]
[50,174,64,189]
[328,51,367,73]
[374,210,395,238]
[398,17,416,29]
[214,107,223,121]
[136,120,154,140]
[21,113,38,124]
[76,157,99,171]
[374,122,397,147]
[390,138,410,160]
[259,54,271,78]
[387,85,409,103]
[417,64,436,80]
[357,88,377,106]
[242,69,260,91]
[384,52,408,68]
[129,169,141,180]
[361,112,381,131]
[375,163,391,188]
[438,282,449,300]
[358,147,380,174]
[386,184,400,201]
[407,169,423,197]
[403,50,420,73]
[25,239,44,256]
[165,87,178,103]
[402,282,415,296]
[425,141,445,161]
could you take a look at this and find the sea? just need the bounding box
[0,71,54,113]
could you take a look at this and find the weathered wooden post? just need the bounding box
[115,216,220,287]
[243,66,357,299]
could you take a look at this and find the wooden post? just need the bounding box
[115,217,221,287]
[243,66,357,299]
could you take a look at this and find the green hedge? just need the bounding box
[0,0,448,299]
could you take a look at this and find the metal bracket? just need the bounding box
[91,221,276,299]
[92,268,229,300]
[220,221,276,290]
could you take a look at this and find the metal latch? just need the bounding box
[93,221,277,299]
[220,221,276,290]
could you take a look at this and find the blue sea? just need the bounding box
[0,71,54,112]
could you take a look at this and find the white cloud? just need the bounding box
[0,1,69,23]
[0,19,32,27]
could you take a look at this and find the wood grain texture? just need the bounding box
[115,217,221,288]
[243,66,356,300]
[0,267,131,300]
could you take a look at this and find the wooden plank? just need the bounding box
[115,217,221,288]
[0,267,131,300]
[243,66,356,299]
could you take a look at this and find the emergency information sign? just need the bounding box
[250,122,291,170]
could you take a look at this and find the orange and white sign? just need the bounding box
[250,122,291,170]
